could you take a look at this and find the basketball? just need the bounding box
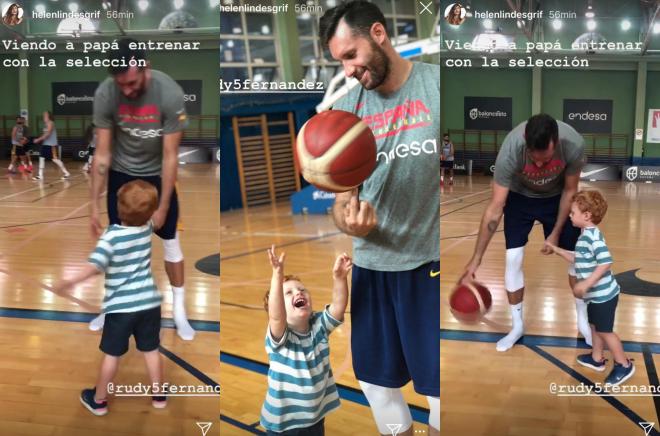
[295,110,377,193]
[449,282,492,322]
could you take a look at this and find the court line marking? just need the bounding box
[0,173,86,201]
[220,415,264,434]
[642,345,660,425]
[160,345,219,388]
[441,329,660,354]
[221,231,344,261]
[440,188,491,206]
[0,306,220,332]
[443,329,660,434]
[528,344,660,436]
[220,351,431,424]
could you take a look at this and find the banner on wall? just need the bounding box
[464,97,512,130]
[647,109,660,143]
[52,82,98,115]
[562,99,613,133]
[176,80,202,115]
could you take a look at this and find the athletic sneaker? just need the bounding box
[61,173,71,180]
[80,388,108,416]
[152,395,167,409]
[31,175,42,181]
[576,353,607,371]
[605,360,635,386]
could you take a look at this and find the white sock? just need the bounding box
[496,302,524,352]
[172,286,195,340]
[89,313,105,331]
[575,298,592,346]
[38,157,45,178]
[52,158,69,176]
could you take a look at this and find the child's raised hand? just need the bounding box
[333,253,353,279]
[268,245,285,272]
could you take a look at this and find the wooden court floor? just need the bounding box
[441,176,660,436]
[0,161,220,436]
[219,203,432,435]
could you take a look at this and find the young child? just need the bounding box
[53,179,166,415]
[260,245,351,435]
[545,190,634,386]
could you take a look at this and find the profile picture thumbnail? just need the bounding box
[3,3,24,26]
[445,3,466,26]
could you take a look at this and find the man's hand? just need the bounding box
[343,190,377,237]
[544,241,558,255]
[151,207,167,230]
[459,259,480,285]
[573,281,589,298]
[90,207,103,238]
[541,233,559,255]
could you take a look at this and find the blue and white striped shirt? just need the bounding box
[260,306,342,432]
[88,224,162,314]
[575,226,620,304]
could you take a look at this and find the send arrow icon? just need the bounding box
[640,422,655,436]
[386,424,403,436]
[197,422,213,436]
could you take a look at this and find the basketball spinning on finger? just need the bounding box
[295,110,377,192]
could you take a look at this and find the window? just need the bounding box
[220,0,280,83]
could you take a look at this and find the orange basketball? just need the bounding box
[449,282,492,323]
[295,110,377,193]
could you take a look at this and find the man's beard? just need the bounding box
[360,41,390,90]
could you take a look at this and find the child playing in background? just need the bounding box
[260,245,351,435]
[53,179,167,415]
[546,190,634,386]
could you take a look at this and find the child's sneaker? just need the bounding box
[576,353,607,371]
[605,360,635,386]
[80,388,108,416]
[152,395,167,409]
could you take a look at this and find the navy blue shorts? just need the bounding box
[587,295,619,333]
[503,191,580,250]
[40,145,56,159]
[100,306,161,356]
[440,160,454,169]
[107,169,179,240]
[351,261,440,397]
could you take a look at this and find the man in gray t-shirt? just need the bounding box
[321,2,439,435]
[89,39,195,341]
[460,114,589,352]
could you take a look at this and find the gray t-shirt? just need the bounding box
[333,62,440,271]
[42,122,58,146]
[494,120,585,198]
[93,70,188,176]
[12,125,25,145]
